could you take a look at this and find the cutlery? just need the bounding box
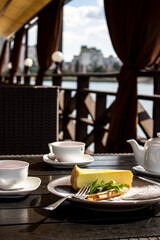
[138,176,160,186]
[43,184,91,211]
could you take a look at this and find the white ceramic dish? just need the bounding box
[0,160,29,190]
[43,153,94,168]
[0,176,41,198]
[47,175,160,212]
[48,141,85,162]
[133,165,160,178]
[128,133,160,173]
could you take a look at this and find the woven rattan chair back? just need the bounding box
[0,86,59,155]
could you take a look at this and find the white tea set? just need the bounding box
[0,160,41,196]
[43,140,94,167]
[128,132,160,175]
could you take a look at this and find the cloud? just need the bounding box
[64,6,89,28]
[63,1,116,61]
[64,4,104,29]
[96,0,104,7]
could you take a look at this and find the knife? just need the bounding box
[138,176,160,186]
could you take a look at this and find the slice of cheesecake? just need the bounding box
[71,165,133,191]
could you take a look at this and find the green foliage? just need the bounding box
[89,180,126,195]
[30,60,39,73]
[87,64,106,73]
[113,62,121,72]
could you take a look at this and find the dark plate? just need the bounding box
[47,176,160,212]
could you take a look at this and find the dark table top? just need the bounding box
[0,154,160,240]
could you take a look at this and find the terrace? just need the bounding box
[0,0,160,153]
[1,2,160,240]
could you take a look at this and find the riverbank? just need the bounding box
[44,76,153,83]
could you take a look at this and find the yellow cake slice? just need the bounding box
[71,165,133,191]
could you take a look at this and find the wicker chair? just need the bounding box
[0,85,59,155]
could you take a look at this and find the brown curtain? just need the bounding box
[36,0,63,85]
[104,0,160,153]
[0,40,8,74]
[9,26,26,84]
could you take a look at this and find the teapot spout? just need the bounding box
[127,139,145,167]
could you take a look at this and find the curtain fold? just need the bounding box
[104,0,160,153]
[0,40,8,74]
[9,26,26,84]
[36,0,63,85]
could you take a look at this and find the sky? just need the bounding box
[63,0,116,62]
[28,0,116,62]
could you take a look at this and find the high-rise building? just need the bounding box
[72,45,104,73]
[68,45,121,73]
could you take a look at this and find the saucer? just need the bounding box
[0,177,41,198]
[133,165,160,178]
[43,153,94,168]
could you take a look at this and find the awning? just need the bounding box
[0,0,52,38]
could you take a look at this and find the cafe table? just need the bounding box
[0,153,160,240]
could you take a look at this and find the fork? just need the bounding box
[43,185,91,211]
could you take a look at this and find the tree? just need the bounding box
[87,64,106,73]
[30,60,39,73]
[113,62,121,72]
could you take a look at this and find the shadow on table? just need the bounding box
[35,195,160,224]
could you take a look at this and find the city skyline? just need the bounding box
[65,44,119,63]
[63,0,117,62]
[0,0,118,66]
[28,0,117,62]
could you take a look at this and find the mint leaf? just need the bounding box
[89,180,105,194]
[89,180,126,195]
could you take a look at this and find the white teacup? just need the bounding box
[48,141,85,162]
[0,160,29,190]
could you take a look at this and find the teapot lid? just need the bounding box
[146,132,160,146]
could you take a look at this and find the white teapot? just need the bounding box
[127,133,160,173]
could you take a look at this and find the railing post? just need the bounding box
[5,75,9,84]
[0,75,2,84]
[24,75,30,85]
[153,73,160,136]
[63,90,74,140]
[17,75,21,85]
[95,93,107,152]
[76,75,89,142]
[52,74,62,86]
